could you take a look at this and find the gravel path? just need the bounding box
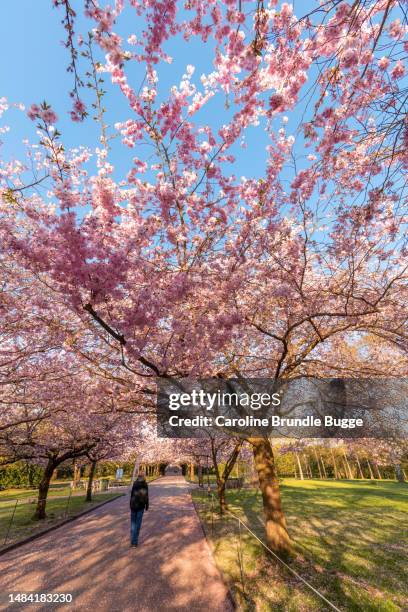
[0,477,233,611]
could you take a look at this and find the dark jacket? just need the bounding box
[130,478,149,512]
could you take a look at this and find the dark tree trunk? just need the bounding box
[86,460,97,502]
[34,457,55,520]
[395,464,405,483]
[218,443,241,514]
[211,439,242,515]
[217,481,227,514]
[198,464,203,487]
[249,437,292,558]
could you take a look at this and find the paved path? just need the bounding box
[0,477,233,611]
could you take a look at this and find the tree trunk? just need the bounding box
[198,463,203,487]
[374,461,382,480]
[250,454,258,485]
[86,460,97,502]
[305,456,313,479]
[343,450,353,479]
[211,439,242,514]
[303,455,310,478]
[367,459,375,479]
[217,481,227,514]
[395,464,405,483]
[250,437,292,558]
[341,459,348,479]
[189,462,195,481]
[314,449,323,479]
[355,453,364,479]
[130,460,139,485]
[320,455,328,479]
[73,459,81,484]
[34,457,55,520]
[295,452,304,480]
[330,448,339,479]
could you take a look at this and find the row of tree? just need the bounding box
[1,0,407,556]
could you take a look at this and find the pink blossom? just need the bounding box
[41,108,58,124]
[340,48,359,69]
[74,98,86,114]
[391,60,405,80]
[378,56,390,71]
[388,19,405,40]
[27,104,40,121]
[269,93,285,112]
[70,98,87,122]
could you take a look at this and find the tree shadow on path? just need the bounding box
[0,477,233,612]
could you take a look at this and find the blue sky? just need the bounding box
[1,1,405,202]
[0,1,293,185]
[1,2,132,166]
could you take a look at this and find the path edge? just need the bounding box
[0,493,125,557]
[189,487,237,611]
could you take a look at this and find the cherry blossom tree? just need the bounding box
[3,371,139,519]
[1,0,407,555]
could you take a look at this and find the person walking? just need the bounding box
[130,471,149,547]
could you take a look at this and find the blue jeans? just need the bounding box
[130,509,144,545]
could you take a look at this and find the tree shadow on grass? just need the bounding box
[225,484,408,611]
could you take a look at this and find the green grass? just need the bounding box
[0,483,75,502]
[186,474,218,484]
[0,491,121,549]
[192,479,408,611]
[0,476,135,504]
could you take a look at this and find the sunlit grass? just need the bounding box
[192,479,408,611]
[0,492,121,549]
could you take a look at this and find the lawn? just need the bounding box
[192,479,408,611]
[0,477,134,504]
[0,483,77,502]
[0,491,122,549]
